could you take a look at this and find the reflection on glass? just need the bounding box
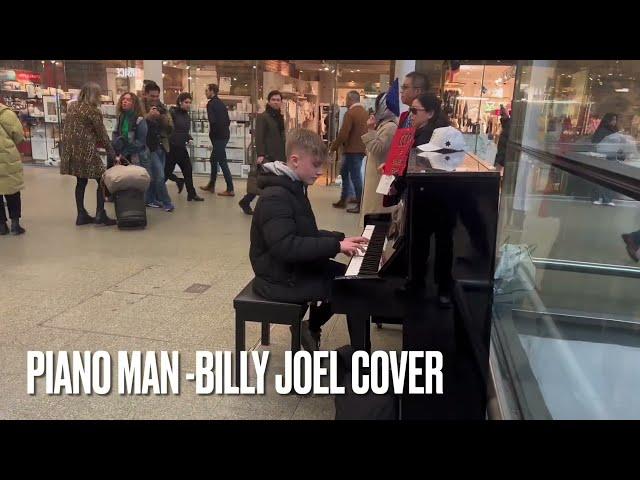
[493,145,640,419]
[513,60,640,171]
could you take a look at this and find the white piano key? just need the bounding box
[345,256,364,276]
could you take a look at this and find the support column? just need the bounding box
[143,60,164,102]
[394,60,416,114]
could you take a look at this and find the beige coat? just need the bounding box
[359,118,398,227]
[0,104,25,195]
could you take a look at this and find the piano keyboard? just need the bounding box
[344,224,389,277]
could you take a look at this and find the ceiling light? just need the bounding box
[252,66,256,69]
[163,61,167,65]
[356,69,360,72]
[615,88,629,93]
[188,76,192,80]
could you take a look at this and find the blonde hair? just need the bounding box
[78,82,102,107]
[286,128,327,161]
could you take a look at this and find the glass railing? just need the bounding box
[491,146,640,419]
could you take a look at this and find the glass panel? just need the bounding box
[514,60,640,171]
[492,146,640,419]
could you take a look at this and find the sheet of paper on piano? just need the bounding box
[376,174,395,195]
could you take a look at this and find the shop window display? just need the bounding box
[180,60,255,178]
[0,60,140,167]
[443,61,516,167]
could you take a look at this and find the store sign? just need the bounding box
[116,67,137,78]
[16,70,41,83]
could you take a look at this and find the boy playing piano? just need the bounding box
[250,128,370,351]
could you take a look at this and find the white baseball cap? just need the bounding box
[417,150,466,171]
[417,126,466,152]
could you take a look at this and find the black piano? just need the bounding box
[331,150,501,419]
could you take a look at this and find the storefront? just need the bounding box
[0,59,143,166]
[1,59,393,179]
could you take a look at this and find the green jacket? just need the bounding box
[0,104,25,195]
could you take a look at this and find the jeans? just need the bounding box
[340,153,364,202]
[144,148,173,206]
[209,139,234,192]
[343,156,367,199]
[0,192,21,221]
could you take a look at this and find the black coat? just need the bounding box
[413,113,451,148]
[169,107,192,147]
[250,173,345,303]
[255,107,286,162]
[206,95,230,140]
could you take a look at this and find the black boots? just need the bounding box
[10,219,25,235]
[76,209,115,226]
[187,195,204,202]
[95,210,117,226]
[76,210,95,226]
[1,220,25,235]
[176,178,185,194]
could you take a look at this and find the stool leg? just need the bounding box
[291,319,301,353]
[261,321,270,345]
[235,313,245,387]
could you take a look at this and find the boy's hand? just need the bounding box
[340,237,368,256]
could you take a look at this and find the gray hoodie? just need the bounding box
[261,160,300,182]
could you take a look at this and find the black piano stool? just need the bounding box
[233,279,309,386]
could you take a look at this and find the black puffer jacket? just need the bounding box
[169,106,192,147]
[250,172,345,303]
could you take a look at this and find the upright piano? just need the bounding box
[331,150,501,419]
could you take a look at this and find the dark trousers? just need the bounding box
[413,222,455,295]
[166,146,196,198]
[0,192,21,222]
[630,229,640,245]
[239,192,257,207]
[308,261,371,352]
[75,177,104,215]
[209,138,234,192]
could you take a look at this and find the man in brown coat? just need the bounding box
[330,90,368,213]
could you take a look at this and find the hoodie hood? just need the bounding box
[257,161,307,196]
[261,160,300,181]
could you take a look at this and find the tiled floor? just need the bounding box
[0,167,402,419]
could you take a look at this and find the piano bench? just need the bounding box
[233,279,309,386]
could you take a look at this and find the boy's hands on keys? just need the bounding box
[340,236,369,257]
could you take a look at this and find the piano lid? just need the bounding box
[406,148,497,176]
